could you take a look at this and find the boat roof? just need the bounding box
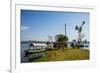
[29,43,47,47]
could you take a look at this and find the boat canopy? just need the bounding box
[29,43,47,47]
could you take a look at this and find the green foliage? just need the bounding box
[55,34,68,42]
[54,34,68,49]
[75,21,85,33]
[82,21,85,25]
[75,25,79,30]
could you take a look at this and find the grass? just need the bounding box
[31,48,89,62]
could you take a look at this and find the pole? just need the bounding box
[65,24,66,36]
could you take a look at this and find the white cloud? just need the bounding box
[21,25,30,31]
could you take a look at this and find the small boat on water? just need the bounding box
[24,43,47,58]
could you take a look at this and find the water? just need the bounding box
[21,43,29,63]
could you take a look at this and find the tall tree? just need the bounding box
[75,21,85,48]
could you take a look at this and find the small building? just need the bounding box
[29,43,47,50]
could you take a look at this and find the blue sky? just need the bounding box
[21,10,90,41]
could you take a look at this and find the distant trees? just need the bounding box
[75,21,85,48]
[54,34,68,49]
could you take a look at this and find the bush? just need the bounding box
[53,42,68,49]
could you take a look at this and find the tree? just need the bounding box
[55,34,68,42]
[48,35,53,43]
[75,21,85,48]
[54,34,68,49]
[47,35,53,48]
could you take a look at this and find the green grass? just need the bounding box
[31,48,89,62]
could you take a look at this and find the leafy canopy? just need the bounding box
[55,34,68,42]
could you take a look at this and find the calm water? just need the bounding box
[21,43,29,63]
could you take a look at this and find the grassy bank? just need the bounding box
[31,48,89,62]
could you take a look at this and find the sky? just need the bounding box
[21,10,90,42]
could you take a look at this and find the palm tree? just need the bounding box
[75,21,85,48]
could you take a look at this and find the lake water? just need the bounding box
[21,43,29,63]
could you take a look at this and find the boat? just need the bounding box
[24,48,46,56]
